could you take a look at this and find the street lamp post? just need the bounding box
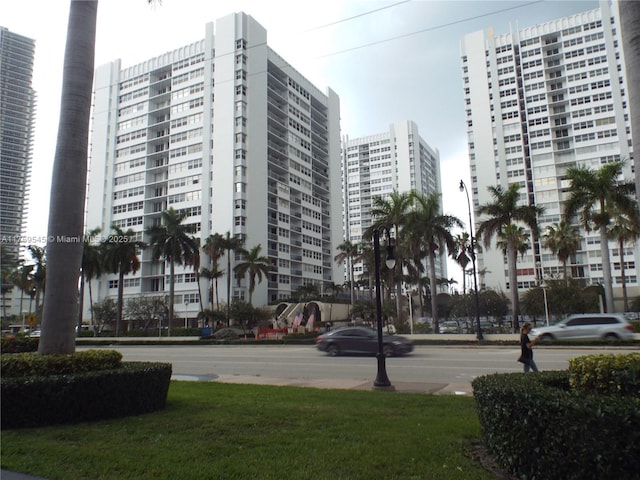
[459,180,483,340]
[372,227,396,389]
[541,284,550,326]
[535,261,550,326]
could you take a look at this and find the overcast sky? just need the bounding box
[3,0,598,284]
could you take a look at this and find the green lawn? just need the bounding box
[1,382,496,480]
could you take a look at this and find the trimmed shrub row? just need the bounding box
[1,361,172,429]
[569,353,640,396]
[473,370,640,479]
[1,336,39,353]
[1,349,123,377]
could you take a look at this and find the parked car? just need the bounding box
[315,326,413,357]
[439,321,460,334]
[530,314,634,341]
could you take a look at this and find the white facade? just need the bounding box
[86,13,342,322]
[461,1,636,303]
[341,120,447,285]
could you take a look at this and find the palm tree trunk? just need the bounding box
[349,261,355,307]
[619,238,629,312]
[116,269,124,336]
[215,279,219,311]
[88,279,95,336]
[461,267,467,294]
[77,276,85,336]
[168,259,175,335]
[429,253,438,333]
[508,243,520,332]
[39,1,97,355]
[196,271,203,313]
[600,226,615,312]
[226,251,232,326]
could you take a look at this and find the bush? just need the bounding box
[569,353,640,396]
[1,361,172,429]
[1,349,123,377]
[1,336,39,353]
[473,371,640,479]
[1,349,171,429]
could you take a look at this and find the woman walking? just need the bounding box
[518,322,540,372]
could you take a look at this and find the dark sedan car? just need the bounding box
[316,326,413,357]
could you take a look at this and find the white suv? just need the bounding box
[530,314,635,341]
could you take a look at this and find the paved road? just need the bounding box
[79,343,639,395]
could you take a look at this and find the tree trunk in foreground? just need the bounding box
[39,1,98,355]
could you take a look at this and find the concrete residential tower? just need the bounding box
[461,1,636,308]
[0,27,35,263]
[341,121,447,287]
[86,13,342,324]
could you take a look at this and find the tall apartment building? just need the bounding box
[461,1,636,304]
[86,13,342,321]
[0,27,35,263]
[341,120,447,285]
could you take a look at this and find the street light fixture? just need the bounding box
[372,227,396,389]
[459,180,483,340]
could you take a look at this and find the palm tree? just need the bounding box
[1,247,18,321]
[10,263,34,325]
[542,220,582,285]
[103,226,145,336]
[334,240,359,309]
[453,232,472,294]
[202,233,225,308]
[147,208,199,335]
[200,264,224,310]
[356,242,376,301]
[407,192,462,333]
[38,1,97,355]
[564,161,636,312]
[477,184,543,331]
[78,227,103,334]
[39,1,157,354]
[496,224,531,261]
[234,244,270,305]
[218,231,245,326]
[608,208,640,312]
[188,237,203,314]
[367,190,412,323]
[26,245,46,320]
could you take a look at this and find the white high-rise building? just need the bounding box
[341,120,446,286]
[86,13,342,322]
[461,1,636,306]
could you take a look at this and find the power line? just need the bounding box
[314,0,544,58]
[305,0,412,32]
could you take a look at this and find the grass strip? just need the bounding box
[1,381,496,480]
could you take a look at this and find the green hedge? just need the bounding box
[1,361,172,429]
[1,336,39,353]
[1,349,123,377]
[569,353,640,396]
[473,371,640,479]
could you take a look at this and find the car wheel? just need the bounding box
[540,333,554,341]
[604,333,619,341]
[327,344,340,356]
[383,344,395,357]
